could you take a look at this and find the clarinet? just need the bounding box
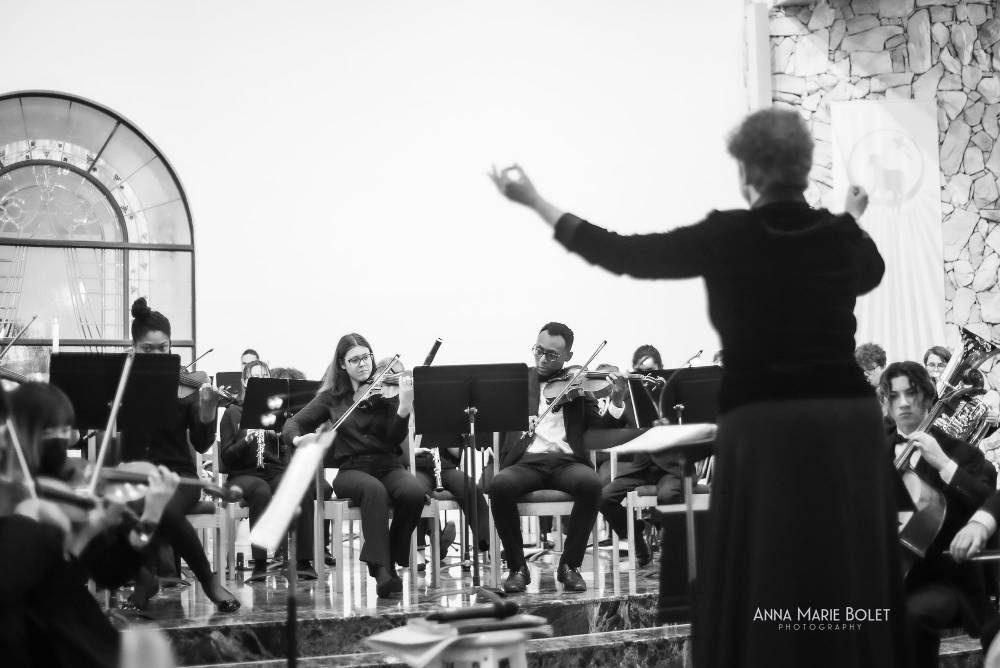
[254,429,266,470]
[431,447,444,492]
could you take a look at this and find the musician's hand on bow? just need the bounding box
[142,465,180,524]
[845,185,869,219]
[292,432,319,448]
[909,431,951,471]
[397,372,414,416]
[950,520,992,561]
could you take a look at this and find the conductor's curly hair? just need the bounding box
[727,108,814,193]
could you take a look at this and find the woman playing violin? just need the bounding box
[119,297,239,612]
[219,360,330,579]
[282,333,424,597]
[1,381,180,668]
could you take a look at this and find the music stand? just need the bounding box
[413,363,529,587]
[49,353,180,433]
[215,371,243,398]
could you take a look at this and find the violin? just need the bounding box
[541,364,663,407]
[178,369,241,407]
[353,357,409,406]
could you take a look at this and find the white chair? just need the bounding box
[487,433,602,591]
[186,446,229,578]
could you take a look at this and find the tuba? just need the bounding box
[930,328,1000,446]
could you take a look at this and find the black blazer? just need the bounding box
[894,426,997,634]
[498,369,614,470]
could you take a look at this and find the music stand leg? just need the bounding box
[286,524,298,668]
[681,454,697,624]
[465,407,481,588]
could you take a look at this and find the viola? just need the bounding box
[178,369,241,407]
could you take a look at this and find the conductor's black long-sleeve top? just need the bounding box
[554,193,884,414]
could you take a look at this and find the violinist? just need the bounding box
[219,360,330,579]
[490,322,626,593]
[1,381,180,668]
[241,348,260,370]
[597,344,682,568]
[881,362,997,668]
[281,333,424,598]
[119,297,239,612]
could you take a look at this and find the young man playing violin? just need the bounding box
[882,361,996,668]
[490,322,627,593]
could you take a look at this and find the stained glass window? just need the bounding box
[0,92,195,379]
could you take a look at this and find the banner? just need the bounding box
[830,99,946,363]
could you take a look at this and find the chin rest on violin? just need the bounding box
[353,357,411,405]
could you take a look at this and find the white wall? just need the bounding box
[8,1,747,377]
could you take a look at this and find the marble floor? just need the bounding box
[116,543,667,664]
[131,546,663,631]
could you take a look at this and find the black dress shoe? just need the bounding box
[557,563,586,592]
[635,532,653,567]
[375,574,404,597]
[296,560,319,580]
[503,564,530,593]
[215,598,241,613]
[324,548,336,567]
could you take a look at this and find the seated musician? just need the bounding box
[240,348,260,371]
[490,322,625,593]
[856,341,887,388]
[882,361,997,668]
[219,360,330,580]
[2,381,180,668]
[411,435,490,566]
[121,297,239,612]
[281,333,424,597]
[631,344,662,373]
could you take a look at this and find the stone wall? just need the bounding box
[768,0,1000,377]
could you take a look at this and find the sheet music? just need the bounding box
[250,434,331,551]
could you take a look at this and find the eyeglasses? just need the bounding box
[345,352,374,367]
[926,362,947,369]
[40,426,73,440]
[531,345,565,362]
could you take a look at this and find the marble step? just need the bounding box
[168,591,659,665]
[186,626,691,668]
[940,635,983,668]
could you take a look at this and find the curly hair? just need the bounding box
[878,361,937,406]
[854,342,887,370]
[727,108,814,193]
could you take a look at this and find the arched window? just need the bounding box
[0,91,196,377]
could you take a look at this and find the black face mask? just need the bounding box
[37,437,70,479]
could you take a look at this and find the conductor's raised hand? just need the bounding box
[489,164,541,207]
[845,185,869,219]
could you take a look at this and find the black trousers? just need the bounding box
[905,584,967,668]
[489,452,602,569]
[600,464,682,541]
[228,472,332,566]
[414,466,490,551]
[331,459,425,572]
[153,485,215,587]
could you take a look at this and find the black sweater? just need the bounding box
[281,390,409,468]
[554,194,884,413]
[219,404,286,477]
[118,393,216,476]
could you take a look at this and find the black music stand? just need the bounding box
[215,371,243,398]
[239,378,321,433]
[49,353,180,433]
[413,363,529,587]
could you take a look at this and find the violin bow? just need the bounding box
[87,350,136,497]
[2,386,38,499]
[0,315,36,363]
[529,340,607,436]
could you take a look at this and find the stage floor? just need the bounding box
[124,547,664,665]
